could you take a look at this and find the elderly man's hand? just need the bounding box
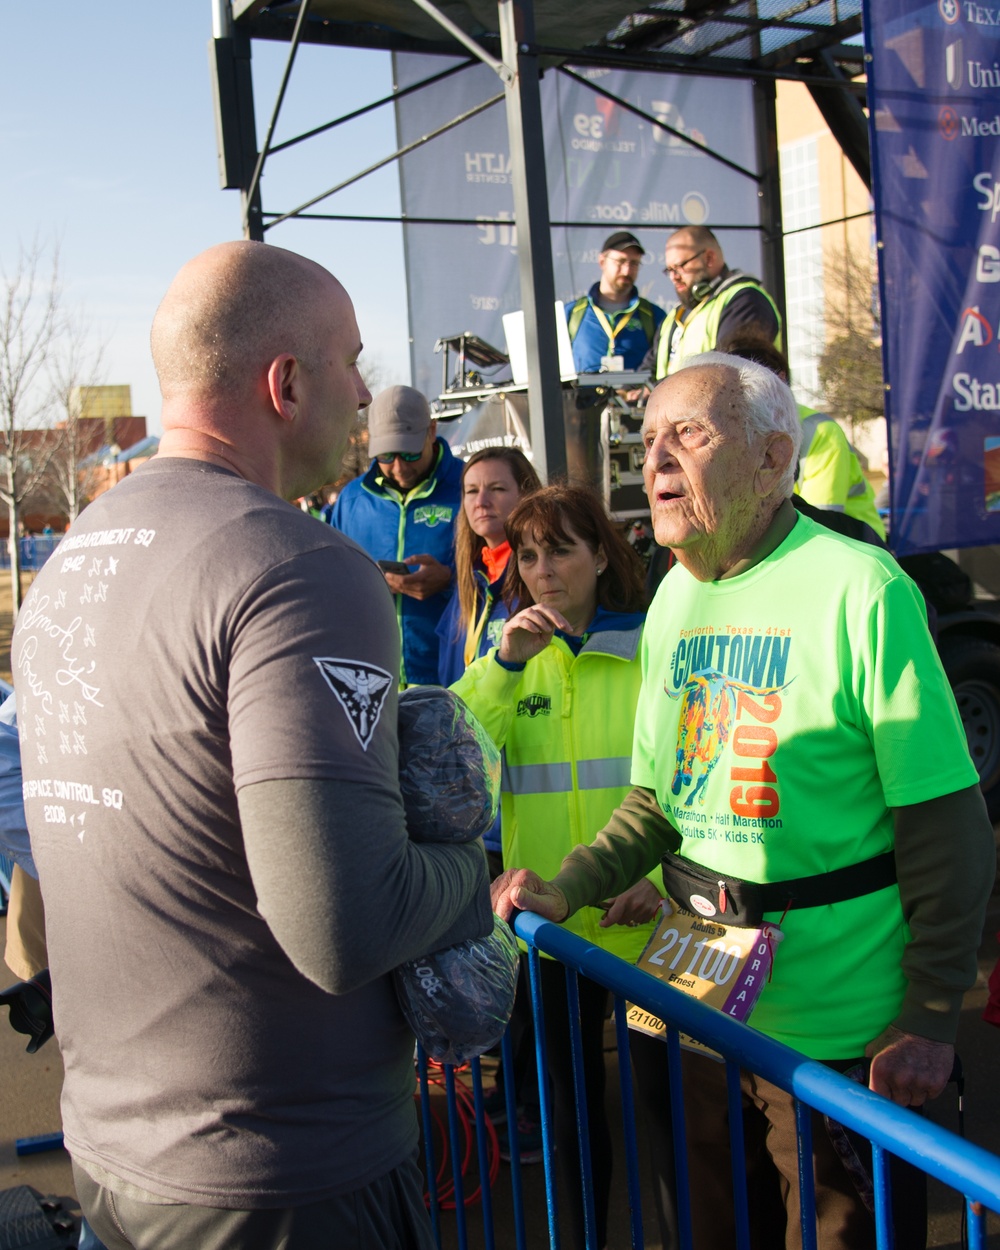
[599,878,662,928]
[384,553,451,600]
[865,1025,954,1107]
[491,868,569,924]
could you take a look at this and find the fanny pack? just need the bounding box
[660,848,897,927]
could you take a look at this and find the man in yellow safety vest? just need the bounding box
[644,225,782,380]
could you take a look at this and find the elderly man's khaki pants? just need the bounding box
[678,1048,928,1250]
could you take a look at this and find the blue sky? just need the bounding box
[0,2,411,434]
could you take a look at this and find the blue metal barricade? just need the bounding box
[417,911,1000,1249]
[0,535,59,572]
[0,850,13,910]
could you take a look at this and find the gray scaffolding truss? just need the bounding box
[210,0,868,478]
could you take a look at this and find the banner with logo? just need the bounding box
[393,55,763,399]
[866,0,1000,555]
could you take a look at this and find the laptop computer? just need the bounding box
[502,301,578,386]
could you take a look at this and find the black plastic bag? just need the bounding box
[398,687,500,843]
[395,687,515,1063]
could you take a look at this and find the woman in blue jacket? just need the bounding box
[438,450,545,1154]
[436,447,541,689]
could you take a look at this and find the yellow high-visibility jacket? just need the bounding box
[452,615,662,960]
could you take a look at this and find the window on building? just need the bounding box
[780,137,824,407]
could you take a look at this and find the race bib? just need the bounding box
[627,903,782,1060]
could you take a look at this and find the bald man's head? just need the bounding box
[664,226,725,304]
[150,241,343,402]
[667,225,722,253]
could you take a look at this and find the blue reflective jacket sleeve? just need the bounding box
[0,694,35,878]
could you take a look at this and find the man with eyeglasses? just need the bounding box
[330,385,462,685]
[644,225,782,380]
[566,231,666,374]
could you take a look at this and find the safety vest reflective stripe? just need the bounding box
[503,761,573,795]
[798,413,826,464]
[503,757,631,794]
[577,756,632,790]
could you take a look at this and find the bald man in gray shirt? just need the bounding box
[13,241,491,1250]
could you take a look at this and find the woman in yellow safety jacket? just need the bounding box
[452,484,664,1250]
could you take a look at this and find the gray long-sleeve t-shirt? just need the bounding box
[13,458,490,1208]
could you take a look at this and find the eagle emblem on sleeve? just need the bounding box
[313,658,393,749]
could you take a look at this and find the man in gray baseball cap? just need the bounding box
[329,385,463,685]
[366,386,436,487]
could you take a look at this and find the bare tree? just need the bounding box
[46,327,107,525]
[817,247,885,442]
[334,356,393,486]
[0,243,63,613]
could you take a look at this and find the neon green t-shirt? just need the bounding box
[631,514,977,1058]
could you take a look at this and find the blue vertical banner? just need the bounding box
[393,55,762,399]
[866,0,1000,555]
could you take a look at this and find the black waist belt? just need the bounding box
[660,848,898,927]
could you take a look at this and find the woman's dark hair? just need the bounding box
[503,484,648,615]
[718,327,791,384]
[454,447,542,634]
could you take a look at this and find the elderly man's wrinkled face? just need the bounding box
[641,366,769,576]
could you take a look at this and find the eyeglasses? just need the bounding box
[375,450,423,464]
[664,249,707,279]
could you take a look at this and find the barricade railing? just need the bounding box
[0,851,13,909]
[0,535,59,572]
[417,911,1000,1250]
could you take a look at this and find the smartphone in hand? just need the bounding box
[377,560,412,575]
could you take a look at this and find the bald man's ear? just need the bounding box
[267,354,301,423]
[755,432,795,497]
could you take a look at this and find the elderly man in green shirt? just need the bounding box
[493,353,994,1250]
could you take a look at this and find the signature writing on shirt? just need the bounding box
[16,595,103,708]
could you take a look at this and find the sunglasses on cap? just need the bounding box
[375,450,423,464]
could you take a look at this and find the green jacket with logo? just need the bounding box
[452,614,662,960]
[654,271,781,378]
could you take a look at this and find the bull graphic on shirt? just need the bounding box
[666,670,787,806]
[314,658,393,750]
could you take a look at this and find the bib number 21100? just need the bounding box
[646,928,742,986]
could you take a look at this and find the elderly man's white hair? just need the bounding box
[676,351,802,496]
